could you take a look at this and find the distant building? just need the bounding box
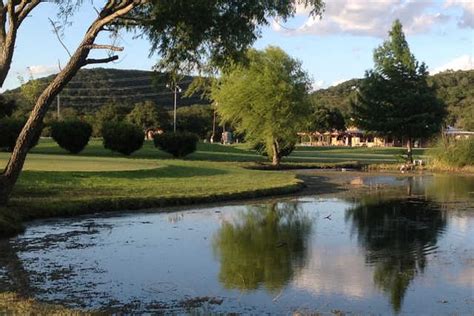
[299,127,429,148]
[444,126,474,140]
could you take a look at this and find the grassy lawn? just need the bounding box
[21,138,426,164]
[0,138,424,236]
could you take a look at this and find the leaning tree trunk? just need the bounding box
[406,138,413,164]
[0,1,138,205]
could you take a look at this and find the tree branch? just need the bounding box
[82,55,119,66]
[85,44,124,51]
[48,18,72,57]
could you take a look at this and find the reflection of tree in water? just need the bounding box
[212,202,312,293]
[346,198,446,313]
[0,239,31,295]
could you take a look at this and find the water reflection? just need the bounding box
[346,198,447,312]
[212,203,312,292]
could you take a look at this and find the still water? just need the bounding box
[1,173,473,314]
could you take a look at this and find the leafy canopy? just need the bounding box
[352,20,446,141]
[212,46,312,164]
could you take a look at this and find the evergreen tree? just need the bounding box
[352,20,446,162]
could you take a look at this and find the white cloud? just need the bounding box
[27,65,58,77]
[275,0,450,37]
[445,0,474,28]
[431,54,474,74]
[312,79,326,91]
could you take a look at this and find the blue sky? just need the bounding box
[3,0,473,92]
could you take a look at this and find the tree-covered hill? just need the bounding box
[311,70,474,130]
[3,68,210,114]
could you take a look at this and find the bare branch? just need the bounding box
[82,55,119,66]
[85,44,124,51]
[48,18,72,58]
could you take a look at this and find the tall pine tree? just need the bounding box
[352,20,446,162]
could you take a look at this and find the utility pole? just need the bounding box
[167,83,182,133]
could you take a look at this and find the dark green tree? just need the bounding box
[92,103,129,137]
[0,96,16,119]
[126,100,169,130]
[308,105,345,133]
[212,46,312,166]
[176,104,214,139]
[352,20,446,162]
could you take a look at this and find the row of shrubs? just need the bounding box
[0,118,199,158]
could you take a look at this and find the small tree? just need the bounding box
[309,105,345,133]
[92,103,129,137]
[126,100,169,130]
[154,132,199,158]
[51,120,92,154]
[102,122,144,156]
[352,20,446,162]
[212,47,312,166]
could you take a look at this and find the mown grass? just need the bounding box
[0,139,428,237]
[0,156,300,237]
[24,138,427,163]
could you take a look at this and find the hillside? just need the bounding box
[311,70,474,130]
[3,68,210,113]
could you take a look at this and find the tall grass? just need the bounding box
[428,137,474,169]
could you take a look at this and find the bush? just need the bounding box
[102,122,144,155]
[0,118,40,152]
[153,132,199,158]
[51,120,92,154]
[429,138,474,168]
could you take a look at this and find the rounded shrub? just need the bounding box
[153,132,199,158]
[51,120,92,154]
[102,122,144,155]
[0,118,40,152]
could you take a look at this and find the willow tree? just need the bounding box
[0,1,325,205]
[212,47,312,166]
[352,20,445,162]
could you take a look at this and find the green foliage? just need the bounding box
[51,120,92,154]
[92,103,130,137]
[153,132,199,158]
[308,105,345,132]
[135,1,323,73]
[127,100,170,130]
[213,46,312,165]
[429,70,474,130]
[212,203,312,292]
[0,96,16,118]
[102,122,144,155]
[3,69,210,115]
[176,104,214,139]
[0,118,39,152]
[429,138,474,168]
[352,20,446,143]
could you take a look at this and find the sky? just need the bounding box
[3,0,473,92]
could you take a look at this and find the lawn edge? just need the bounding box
[0,180,304,238]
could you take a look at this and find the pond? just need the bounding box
[0,173,473,314]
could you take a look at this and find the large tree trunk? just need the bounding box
[406,138,413,164]
[0,1,138,205]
